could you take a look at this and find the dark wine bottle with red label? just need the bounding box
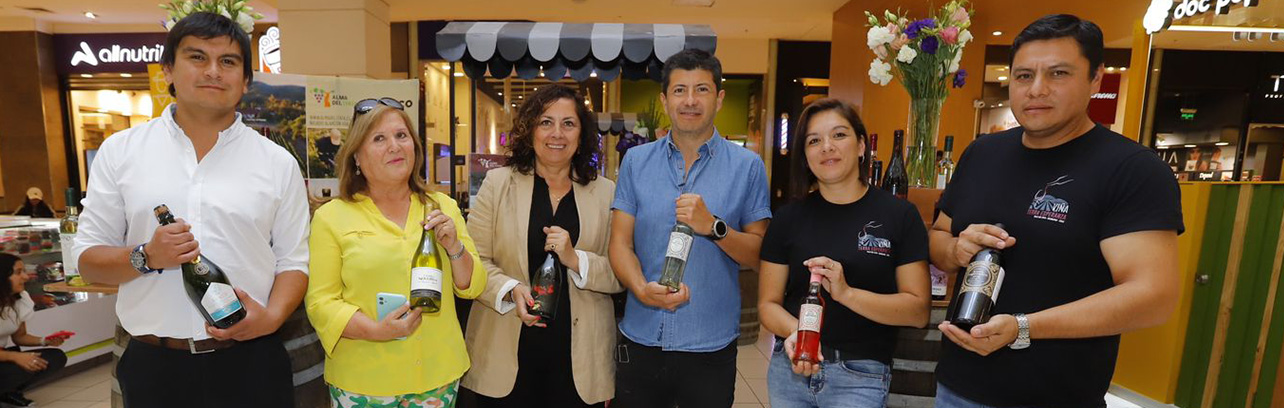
[529,251,563,323]
[949,223,1007,331]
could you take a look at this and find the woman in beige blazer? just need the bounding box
[463,84,622,407]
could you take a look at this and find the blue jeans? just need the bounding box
[767,341,891,408]
[935,382,1040,408]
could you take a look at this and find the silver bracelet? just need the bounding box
[447,243,466,260]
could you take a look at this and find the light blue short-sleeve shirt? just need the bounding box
[612,129,772,352]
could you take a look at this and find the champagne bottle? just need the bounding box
[153,205,245,329]
[530,251,563,323]
[658,222,695,292]
[794,272,825,364]
[882,130,910,200]
[59,188,79,278]
[410,201,445,313]
[936,135,955,189]
[949,223,1006,331]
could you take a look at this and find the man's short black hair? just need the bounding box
[160,12,253,97]
[661,48,723,92]
[1010,14,1105,80]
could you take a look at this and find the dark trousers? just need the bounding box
[473,367,603,408]
[117,334,293,408]
[611,336,738,408]
[0,346,67,394]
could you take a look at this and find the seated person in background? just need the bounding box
[0,253,68,408]
[11,189,55,218]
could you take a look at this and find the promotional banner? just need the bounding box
[224,72,421,197]
[146,64,175,118]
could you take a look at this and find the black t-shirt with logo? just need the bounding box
[760,187,929,365]
[935,125,1184,407]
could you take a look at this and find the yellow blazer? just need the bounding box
[305,192,486,396]
[461,166,623,404]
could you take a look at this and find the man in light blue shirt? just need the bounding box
[609,49,772,408]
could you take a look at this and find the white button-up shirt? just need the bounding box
[71,104,310,340]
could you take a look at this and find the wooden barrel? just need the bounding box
[887,305,947,408]
[108,306,328,408]
[738,267,759,346]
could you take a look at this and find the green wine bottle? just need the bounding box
[153,205,245,329]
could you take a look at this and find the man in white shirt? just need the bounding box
[70,12,309,408]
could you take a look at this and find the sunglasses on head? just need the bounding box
[353,98,405,116]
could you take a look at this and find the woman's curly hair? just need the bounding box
[506,84,600,185]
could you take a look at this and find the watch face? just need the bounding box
[129,248,146,269]
[714,219,728,237]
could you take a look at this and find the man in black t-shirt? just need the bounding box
[929,15,1183,408]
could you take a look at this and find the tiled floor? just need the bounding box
[23,329,1146,408]
[24,361,112,408]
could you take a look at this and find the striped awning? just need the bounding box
[595,112,639,134]
[436,22,716,82]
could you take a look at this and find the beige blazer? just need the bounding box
[462,166,623,403]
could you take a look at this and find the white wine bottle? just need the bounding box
[658,222,694,292]
[153,205,245,329]
[59,188,80,278]
[410,200,445,313]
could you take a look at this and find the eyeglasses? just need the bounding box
[353,98,405,116]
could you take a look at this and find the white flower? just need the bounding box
[163,19,176,31]
[949,51,963,73]
[866,26,896,50]
[236,12,255,33]
[896,46,917,64]
[958,29,973,46]
[869,59,893,86]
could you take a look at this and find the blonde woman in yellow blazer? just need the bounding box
[463,85,622,407]
[306,103,486,408]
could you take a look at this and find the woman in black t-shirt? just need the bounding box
[759,99,931,408]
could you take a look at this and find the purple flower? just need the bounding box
[953,69,968,88]
[904,19,937,39]
[921,36,940,54]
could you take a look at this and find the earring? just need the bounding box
[355,165,362,176]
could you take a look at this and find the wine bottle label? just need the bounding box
[936,174,947,189]
[411,267,444,293]
[664,231,694,261]
[960,261,1004,299]
[798,304,823,332]
[201,282,243,321]
[60,234,78,275]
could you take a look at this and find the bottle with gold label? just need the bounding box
[949,223,1006,331]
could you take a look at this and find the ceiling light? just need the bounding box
[84,11,97,19]
[997,76,1008,81]
[453,72,464,77]
[80,74,92,78]
[992,31,1003,36]
[1184,144,1196,148]
[1216,142,1230,146]
[518,95,523,99]
[441,64,451,70]
[1119,67,1128,72]
[997,67,1007,71]
[590,72,597,78]
[497,92,503,96]
[120,73,132,77]
[1158,145,1169,149]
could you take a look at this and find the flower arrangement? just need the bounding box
[865,1,973,187]
[865,1,972,93]
[160,0,263,34]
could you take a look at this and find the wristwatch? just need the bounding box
[129,244,161,274]
[1009,313,1030,350]
[709,216,728,241]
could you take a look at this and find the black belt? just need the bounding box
[133,335,237,354]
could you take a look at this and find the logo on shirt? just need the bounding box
[857,221,893,257]
[1027,175,1074,223]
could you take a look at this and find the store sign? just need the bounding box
[54,33,168,75]
[1144,0,1264,34]
[258,26,282,73]
[1088,74,1122,125]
